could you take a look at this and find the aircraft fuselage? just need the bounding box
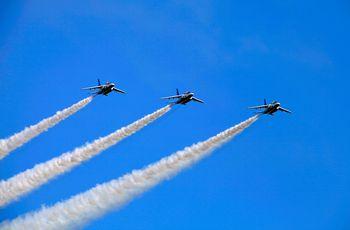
[263,103,280,115]
[97,84,115,96]
[175,93,194,105]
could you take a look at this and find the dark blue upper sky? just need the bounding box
[1,1,349,229]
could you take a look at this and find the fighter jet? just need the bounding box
[162,89,204,105]
[82,79,126,96]
[249,99,291,115]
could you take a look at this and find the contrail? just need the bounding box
[0,115,258,230]
[0,97,93,160]
[0,105,171,208]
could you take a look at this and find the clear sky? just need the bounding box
[0,1,349,229]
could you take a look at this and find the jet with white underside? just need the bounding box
[83,79,126,96]
[162,89,204,105]
[249,99,291,115]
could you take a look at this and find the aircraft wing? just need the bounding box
[113,88,126,94]
[82,85,103,90]
[278,107,292,113]
[191,97,204,103]
[248,105,268,109]
[161,95,182,100]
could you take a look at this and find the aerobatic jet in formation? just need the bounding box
[162,89,204,105]
[83,79,126,96]
[249,99,291,115]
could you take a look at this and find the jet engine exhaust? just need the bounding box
[0,97,93,160]
[0,115,257,230]
[0,105,171,208]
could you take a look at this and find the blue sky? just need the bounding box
[0,0,349,229]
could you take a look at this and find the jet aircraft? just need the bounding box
[162,89,204,105]
[249,99,291,115]
[83,79,126,96]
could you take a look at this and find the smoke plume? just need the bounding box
[0,115,257,230]
[0,106,171,208]
[0,97,93,160]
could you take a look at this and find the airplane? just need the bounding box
[162,89,204,105]
[249,99,291,115]
[82,79,126,96]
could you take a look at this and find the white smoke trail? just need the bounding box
[0,105,171,208]
[0,97,93,160]
[0,115,258,230]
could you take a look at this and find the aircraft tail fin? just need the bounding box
[264,99,267,105]
[97,79,101,86]
[176,88,180,95]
